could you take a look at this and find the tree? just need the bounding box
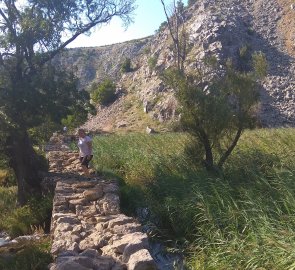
[121,57,132,73]
[160,0,187,71]
[163,57,266,171]
[161,1,267,171]
[91,79,117,105]
[0,0,135,204]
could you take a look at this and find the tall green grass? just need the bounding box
[0,186,53,237]
[92,128,295,269]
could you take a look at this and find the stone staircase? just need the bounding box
[46,133,156,270]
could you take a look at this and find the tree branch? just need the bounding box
[217,126,243,168]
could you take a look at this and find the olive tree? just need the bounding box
[0,0,136,204]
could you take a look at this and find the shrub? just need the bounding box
[120,57,132,73]
[143,46,151,55]
[156,21,168,33]
[91,79,117,105]
[148,56,158,71]
[61,111,88,130]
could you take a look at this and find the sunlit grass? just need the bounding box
[93,128,295,269]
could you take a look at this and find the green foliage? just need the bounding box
[0,238,52,270]
[239,44,250,59]
[157,21,168,33]
[0,186,17,216]
[0,193,53,238]
[162,55,267,170]
[0,0,133,203]
[61,110,88,131]
[238,44,254,71]
[28,118,61,149]
[92,128,295,269]
[148,56,158,71]
[91,79,117,105]
[0,169,16,187]
[92,133,191,186]
[143,46,151,55]
[252,51,268,79]
[120,57,133,73]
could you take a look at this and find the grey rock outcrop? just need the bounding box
[69,0,295,130]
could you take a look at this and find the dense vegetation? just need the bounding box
[90,79,117,105]
[0,186,53,238]
[0,0,135,205]
[92,128,295,269]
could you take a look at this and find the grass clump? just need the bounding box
[0,237,52,270]
[0,191,53,238]
[92,128,295,269]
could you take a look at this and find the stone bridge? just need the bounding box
[46,133,157,270]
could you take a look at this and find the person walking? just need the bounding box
[77,128,93,177]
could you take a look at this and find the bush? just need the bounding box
[91,79,117,105]
[29,118,61,149]
[148,56,158,71]
[156,21,168,33]
[143,46,151,55]
[61,111,88,131]
[120,57,132,73]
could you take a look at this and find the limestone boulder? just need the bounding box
[128,249,156,270]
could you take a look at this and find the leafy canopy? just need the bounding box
[0,0,135,203]
[91,79,117,106]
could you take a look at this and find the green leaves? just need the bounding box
[90,79,117,105]
[162,53,266,170]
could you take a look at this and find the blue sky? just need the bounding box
[68,0,188,48]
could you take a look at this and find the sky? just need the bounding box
[68,0,188,48]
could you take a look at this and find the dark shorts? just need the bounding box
[79,155,93,168]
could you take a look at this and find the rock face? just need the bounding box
[62,0,295,130]
[55,38,151,91]
[46,134,156,270]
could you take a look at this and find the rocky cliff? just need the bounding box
[59,0,295,131]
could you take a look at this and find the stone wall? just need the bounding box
[46,133,156,270]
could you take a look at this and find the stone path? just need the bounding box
[46,133,156,270]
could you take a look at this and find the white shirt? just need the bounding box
[78,136,92,157]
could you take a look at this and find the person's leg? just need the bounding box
[81,164,90,176]
[81,156,93,177]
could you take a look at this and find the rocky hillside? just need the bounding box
[55,37,151,90]
[59,0,295,132]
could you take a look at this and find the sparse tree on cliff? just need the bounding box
[0,0,136,204]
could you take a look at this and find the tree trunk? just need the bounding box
[198,129,214,171]
[5,130,43,205]
[217,127,243,169]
